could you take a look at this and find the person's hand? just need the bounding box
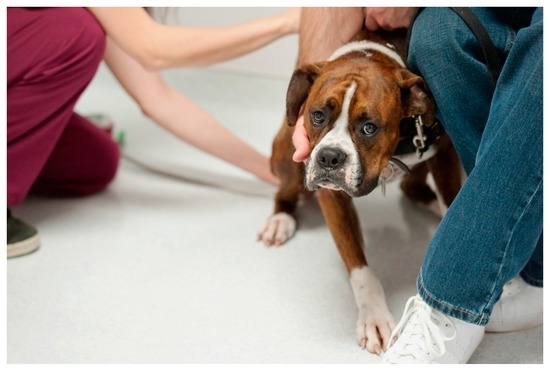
[292,115,311,162]
[364,7,418,31]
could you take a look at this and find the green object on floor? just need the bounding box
[117,130,126,148]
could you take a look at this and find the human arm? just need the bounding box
[297,7,364,64]
[103,39,279,185]
[88,7,300,71]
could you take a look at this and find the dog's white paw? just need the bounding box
[355,304,396,355]
[257,212,296,247]
[350,266,396,354]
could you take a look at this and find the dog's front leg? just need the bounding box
[317,189,395,355]
[258,123,303,246]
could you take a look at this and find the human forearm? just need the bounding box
[298,7,364,64]
[145,87,278,184]
[89,7,299,71]
[155,14,295,69]
[104,40,278,184]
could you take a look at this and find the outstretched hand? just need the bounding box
[292,116,311,163]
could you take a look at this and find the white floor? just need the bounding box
[6,65,543,364]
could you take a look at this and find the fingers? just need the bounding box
[364,7,418,31]
[292,115,311,162]
[364,11,380,31]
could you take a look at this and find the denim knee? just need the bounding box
[408,8,480,80]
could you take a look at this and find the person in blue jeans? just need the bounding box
[292,7,543,363]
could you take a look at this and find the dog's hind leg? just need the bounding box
[400,162,436,203]
[399,162,446,217]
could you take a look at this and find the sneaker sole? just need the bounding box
[7,235,40,258]
[486,279,543,333]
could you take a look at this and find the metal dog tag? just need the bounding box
[379,161,396,197]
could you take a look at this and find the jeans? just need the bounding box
[407,7,543,325]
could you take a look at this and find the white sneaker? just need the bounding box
[380,295,484,364]
[486,276,543,332]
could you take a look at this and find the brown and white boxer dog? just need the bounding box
[257,30,463,354]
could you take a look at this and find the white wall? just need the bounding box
[155,7,299,78]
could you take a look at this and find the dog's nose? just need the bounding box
[317,147,347,170]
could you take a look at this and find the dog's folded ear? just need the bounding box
[397,69,436,126]
[286,62,326,126]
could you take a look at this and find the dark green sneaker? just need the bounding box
[7,210,40,258]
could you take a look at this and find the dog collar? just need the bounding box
[328,40,406,67]
[388,157,411,174]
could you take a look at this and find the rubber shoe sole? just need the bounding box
[8,234,40,258]
[486,276,543,333]
[7,211,40,258]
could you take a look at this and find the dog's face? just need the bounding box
[286,53,434,197]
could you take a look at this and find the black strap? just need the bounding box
[451,7,502,83]
[407,8,503,84]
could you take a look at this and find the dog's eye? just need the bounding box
[310,110,326,126]
[362,123,378,136]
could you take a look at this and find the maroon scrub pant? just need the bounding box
[7,7,120,207]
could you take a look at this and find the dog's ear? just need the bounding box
[397,69,436,126]
[286,62,326,126]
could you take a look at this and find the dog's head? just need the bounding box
[286,49,435,197]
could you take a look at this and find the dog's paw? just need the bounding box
[356,305,396,355]
[257,212,296,247]
[350,266,395,354]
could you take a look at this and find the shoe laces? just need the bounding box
[384,295,456,363]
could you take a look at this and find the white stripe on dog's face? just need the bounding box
[306,81,362,192]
